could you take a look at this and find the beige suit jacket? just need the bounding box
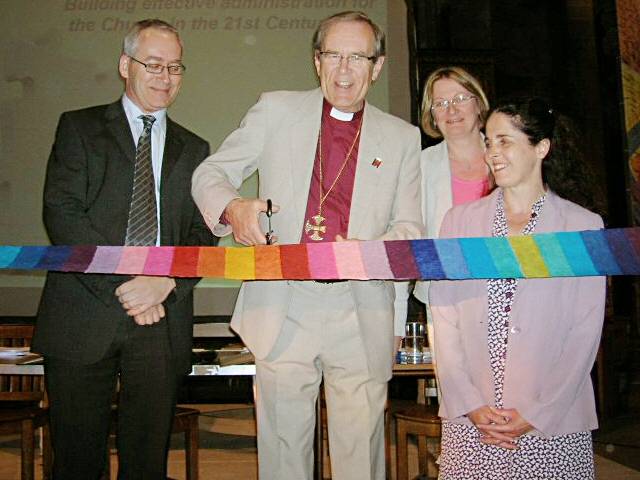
[192,88,423,381]
[429,189,606,437]
[394,140,452,334]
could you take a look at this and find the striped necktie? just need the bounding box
[125,114,157,246]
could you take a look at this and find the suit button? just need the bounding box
[510,326,521,334]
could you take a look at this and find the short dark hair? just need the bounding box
[123,19,182,57]
[312,11,385,58]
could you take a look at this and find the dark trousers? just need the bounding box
[45,318,179,480]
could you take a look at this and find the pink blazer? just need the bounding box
[429,189,606,437]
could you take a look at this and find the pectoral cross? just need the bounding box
[305,214,326,241]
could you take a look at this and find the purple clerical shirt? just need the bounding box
[301,100,363,243]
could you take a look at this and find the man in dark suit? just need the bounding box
[33,19,214,479]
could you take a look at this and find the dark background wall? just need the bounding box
[405,0,637,423]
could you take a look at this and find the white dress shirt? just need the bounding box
[121,94,167,246]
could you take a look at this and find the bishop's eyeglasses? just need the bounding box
[317,51,377,67]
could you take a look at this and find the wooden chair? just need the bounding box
[0,324,52,480]
[394,404,441,480]
[171,406,200,480]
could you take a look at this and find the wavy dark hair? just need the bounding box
[490,97,604,216]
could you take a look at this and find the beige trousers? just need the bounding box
[255,281,387,480]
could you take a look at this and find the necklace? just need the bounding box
[305,118,362,241]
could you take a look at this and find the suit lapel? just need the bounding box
[103,101,188,245]
[288,89,323,234]
[162,118,184,187]
[159,118,185,245]
[534,190,562,233]
[348,103,384,238]
[104,101,135,164]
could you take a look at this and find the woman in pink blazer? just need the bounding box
[430,97,606,479]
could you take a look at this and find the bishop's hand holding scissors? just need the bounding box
[222,197,279,246]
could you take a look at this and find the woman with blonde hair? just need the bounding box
[395,66,492,355]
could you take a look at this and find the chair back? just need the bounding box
[0,324,45,403]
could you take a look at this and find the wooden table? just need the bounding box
[393,362,436,405]
[2,359,435,480]
[0,362,256,377]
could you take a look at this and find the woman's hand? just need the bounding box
[467,405,508,429]
[476,407,534,450]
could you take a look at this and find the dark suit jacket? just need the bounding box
[34,100,215,375]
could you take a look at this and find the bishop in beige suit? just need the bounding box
[192,11,422,480]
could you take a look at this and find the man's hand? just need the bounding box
[132,304,166,326]
[224,198,279,246]
[335,234,357,242]
[115,276,176,317]
[478,407,534,450]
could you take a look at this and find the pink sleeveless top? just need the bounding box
[451,175,490,206]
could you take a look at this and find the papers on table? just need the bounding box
[0,346,42,364]
[0,346,28,356]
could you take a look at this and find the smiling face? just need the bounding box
[431,77,481,140]
[484,112,549,190]
[118,27,183,113]
[314,20,385,113]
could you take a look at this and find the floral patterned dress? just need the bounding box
[438,192,594,480]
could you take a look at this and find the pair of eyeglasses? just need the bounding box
[129,56,186,75]
[318,51,376,67]
[431,93,475,111]
[265,199,274,245]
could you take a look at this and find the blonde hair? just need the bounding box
[420,66,489,139]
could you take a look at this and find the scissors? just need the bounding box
[265,199,274,245]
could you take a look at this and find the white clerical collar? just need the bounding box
[330,107,354,122]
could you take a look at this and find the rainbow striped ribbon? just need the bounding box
[1,228,639,280]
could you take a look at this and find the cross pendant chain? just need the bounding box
[305,214,326,241]
[305,118,362,242]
